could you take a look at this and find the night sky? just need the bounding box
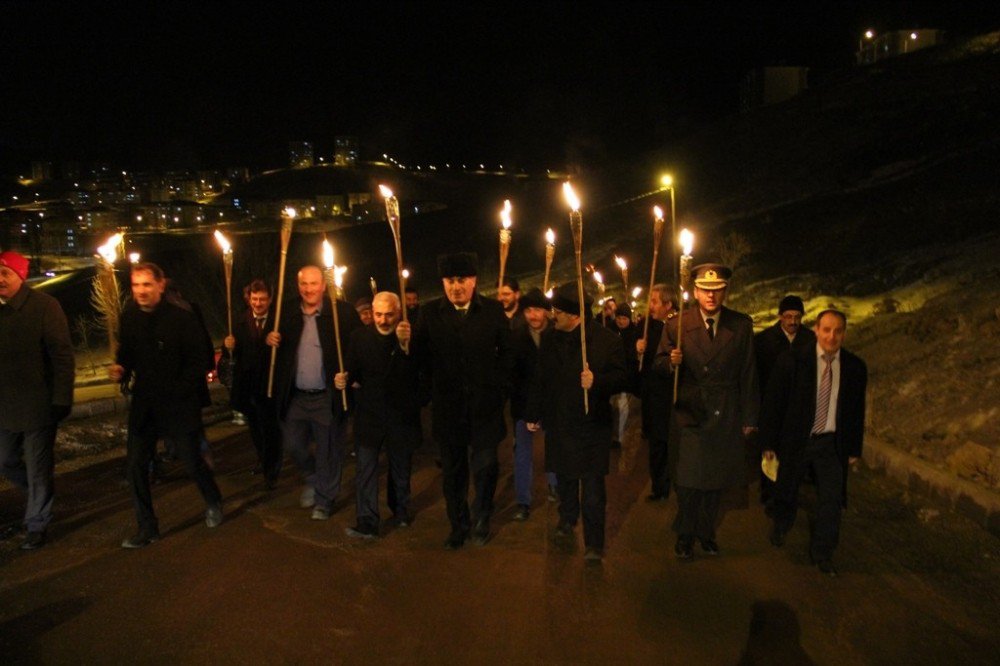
[2,1,997,172]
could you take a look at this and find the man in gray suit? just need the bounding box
[0,251,75,550]
[655,264,759,559]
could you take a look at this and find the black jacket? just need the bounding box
[509,322,546,421]
[225,308,274,413]
[754,321,816,397]
[271,295,362,420]
[411,292,513,449]
[117,299,207,437]
[638,316,675,441]
[344,325,421,449]
[527,319,628,477]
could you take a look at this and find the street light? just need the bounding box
[660,173,677,285]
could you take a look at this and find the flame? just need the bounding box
[283,207,297,219]
[545,288,554,299]
[500,199,512,229]
[335,265,347,288]
[593,271,603,285]
[378,184,394,198]
[653,205,664,220]
[129,252,141,264]
[322,239,334,269]
[632,286,642,298]
[402,269,410,279]
[679,228,694,256]
[213,230,231,254]
[682,290,690,302]
[97,233,123,264]
[615,256,627,270]
[562,182,580,211]
[545,228,555,245]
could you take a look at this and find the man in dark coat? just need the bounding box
[397,252,512,549]
[335,292,421,538]
[760,309,867,577]
[267,265,362,521]
[111,262,223,548]
[610,302,639,448]
[754,294,816,507]
[526,283,627,562]
[0,251,74,550]
[635,283,677,501]
[655,264,759,559]
[509,288,553,521]
[223,279,281,488]
[498,276,526,331]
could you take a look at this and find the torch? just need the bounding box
[497,199,513,292]
[637,205,667,372]
[213,230,234,339]
[563,182,589,414]
[543,228,555,294]
[92,233,124,361]
[323,239,349,411]
[593,270,606,326]
[615,255,629,299]
[673,228,694,404]
[267,207,296,398]
[369,276,378,297]
[660,175,678,286]
[379,185,409,347]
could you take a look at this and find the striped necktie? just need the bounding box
[812,353,835,434]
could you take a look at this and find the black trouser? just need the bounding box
[772,435,844,561]
[355,434,413,530]
[245,395,282,482]
[673,486,722,542]
[557,474,607,550]
[648,437,671,497]
[127,426,222,533]
[439,435,498,533]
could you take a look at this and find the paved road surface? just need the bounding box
[1,415,998,664]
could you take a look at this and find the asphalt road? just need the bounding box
[1,414,998,664]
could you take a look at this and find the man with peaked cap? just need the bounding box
[396,252,513,549]
[0,251,74,550]
[355,296,374,327]
[525,282,628,562]
[508,288,555,521]
[754,294,815,507]
[654,263,759,560]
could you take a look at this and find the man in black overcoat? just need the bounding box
[267,265,362,521]
[223,279,281,487]
[397,252,512,549]
[754,294,816,507]
[111,263,223,548]
[335,292,421,538]
[760,309,867,577]
[634,283,677,501]
[526,283,628,562]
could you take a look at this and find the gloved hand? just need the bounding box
[50,404,71,423]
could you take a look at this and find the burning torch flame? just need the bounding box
[322,239,335,269]
[545,288,554,299]
[129,252,141,264]
[97,233,123,264]
[378,184,394,199]
[500,199,512,229]
[680,228,694,256]
[283,207,297,219]
[615,256,627,271]
[593,271,604,285]
[653,205,664,221]
[632,286,642,298]
[335,265,347,288]
[546,228,555,245]
[562,182,580,211]
[213,230,231,254]
[402,269,410,280]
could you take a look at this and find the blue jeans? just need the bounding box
[514,420,556,506]
[0,425,55,533]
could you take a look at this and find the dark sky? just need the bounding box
[2,1,997,171]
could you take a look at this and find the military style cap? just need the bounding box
[692,263,732,290]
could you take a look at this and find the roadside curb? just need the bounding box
[864,437,1000,537]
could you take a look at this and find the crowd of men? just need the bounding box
[0,247,867,575]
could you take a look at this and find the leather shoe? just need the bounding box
[205,504,223,528]
[699,539,720,556]
[299,486,316,508]
[646,493,667,503]
[512,505,530,521]
[444,530,468,550]
[674,538,694,560]
[122,530,160,549]
[471,519,490,546]
[584,547,603,562]
[388,512,411,528]
[816,559,838,577]
[311,507,330,521]
[769,526,786,547]
[20,531,46,550]
[555,521,574,538]
[345,524,378,540]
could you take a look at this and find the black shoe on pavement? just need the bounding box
[512,504,530,521]
[444,530,468,550]
[388,512,411,528]
[547,485,558,502]
[769,526,786,547]
[555,521,574,538]
[674,537,694,560]
[699,539,720,556]
[584,547,603,563]
[646,493,668,502]
[345,524,378,540]
[20,531,46,550]
[816,559,838,577]
[122,530,160,549]
[471,519,491,546]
